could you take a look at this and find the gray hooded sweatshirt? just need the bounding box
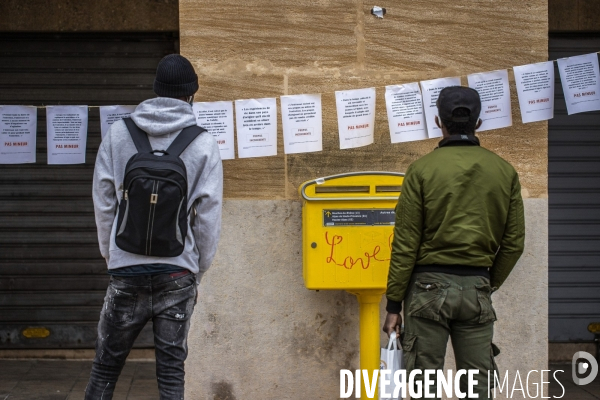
[93,97,223,275]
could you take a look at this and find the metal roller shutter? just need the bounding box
[549,34,600,342]
[0,32,176,348]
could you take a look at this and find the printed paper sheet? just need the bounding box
[280,94,323,154]
[513,62,555,123]
[46,105,88,164]
[99,105,136,139]
[420,77,462,138]
[557,53,600,115]
[235,98,278,158]
[193,101,236,160]
[0,105,37,164]
[467,69,512,132]
[335,87,376,149]
[385,83,427,143]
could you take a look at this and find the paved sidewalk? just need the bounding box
[550,362,600,400]
[0,360,159,400]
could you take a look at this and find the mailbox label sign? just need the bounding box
[323,209,395,226]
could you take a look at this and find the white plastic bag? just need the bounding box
[379,331,403,400]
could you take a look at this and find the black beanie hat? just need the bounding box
[153,54,199,98]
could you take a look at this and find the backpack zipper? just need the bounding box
[116,191,130,237]
[175,198,185,245]
[127,163,187,178]
[126,175,184,196]
[146,180,159,255]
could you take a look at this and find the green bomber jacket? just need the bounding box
[385,135,525,313]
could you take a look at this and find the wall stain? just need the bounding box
[204,313,219,338]
[211,380,237,400]
[291,292,357,366]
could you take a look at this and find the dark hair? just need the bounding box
[441,107,478,135]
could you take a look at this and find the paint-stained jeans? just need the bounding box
[402,272,500,400]
[85,272,197,400]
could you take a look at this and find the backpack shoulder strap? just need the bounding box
[166,125,206,157]
[123,118,152,153]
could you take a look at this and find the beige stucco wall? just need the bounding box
[179,1,549,398]
[181,0,548,200]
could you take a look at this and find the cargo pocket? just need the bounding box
[475,284,497,324]
[489,343,501,387]
[103,284,137,324]
[407,281,449,321]
[401,333,417,372]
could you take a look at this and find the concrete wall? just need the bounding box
[186,199,547,399]
[0,0,178,32]
[179,1,548,398]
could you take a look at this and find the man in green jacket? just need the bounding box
[383,86,525,399]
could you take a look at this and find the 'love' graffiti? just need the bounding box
[325,231,393,270]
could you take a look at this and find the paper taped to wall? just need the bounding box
[281,93,323,154]
[557,53,600,115]
[335,87,376,149]
[467,69,512,132]
[46,105,88,165]
[420,77,462,138]
[0,105,37,164]
[513,61,555,123]
[385,83,427,143]
[235,98,278,158]
[193,101,236,160]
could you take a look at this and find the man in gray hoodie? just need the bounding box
[85,54,223,399]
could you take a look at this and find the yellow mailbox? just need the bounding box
[300,171,404,290]
[299,171,404,399]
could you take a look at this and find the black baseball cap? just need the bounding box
[436,86,481,123]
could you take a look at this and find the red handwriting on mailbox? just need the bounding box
[325,231,392,269]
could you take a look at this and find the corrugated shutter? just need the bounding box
[0,32,176,348]
[549,34,600,342]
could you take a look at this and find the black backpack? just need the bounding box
[115,118,206,257]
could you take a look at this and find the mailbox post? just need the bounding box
[299,171,404,399]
